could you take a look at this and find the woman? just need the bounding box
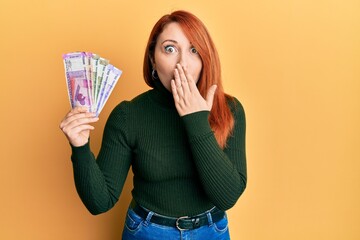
[60,10,247,240]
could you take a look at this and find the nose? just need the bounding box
[178,52,188,68]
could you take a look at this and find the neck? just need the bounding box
[149,80,176,109]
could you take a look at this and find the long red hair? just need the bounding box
[143,10,234,148]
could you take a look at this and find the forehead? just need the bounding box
[157,22,191,45]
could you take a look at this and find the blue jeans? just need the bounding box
[122,207,230,240]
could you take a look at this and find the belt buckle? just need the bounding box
[176,216,189,231]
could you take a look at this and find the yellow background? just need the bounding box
[0,0,359,239]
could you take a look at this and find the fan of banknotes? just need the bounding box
[62,52,122,116]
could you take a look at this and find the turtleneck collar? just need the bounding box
[149,80,176,109]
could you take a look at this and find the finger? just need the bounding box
[67,106,90,117]
[60,113,95,130]
[177,64,191,94]
[61,107,92,126]
[60,114,98,130]
[176,63,187,81]
[66,116,99,129]
[62,117,97,133]
[206,85,218,109]
[64,124,95,135]
[181,65,196,92]
[171,79,180,103]
[174,68,184,97]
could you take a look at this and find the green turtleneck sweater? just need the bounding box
[70,80,247,217]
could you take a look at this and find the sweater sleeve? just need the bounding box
[70,102,132,215]
[181,98,247,211]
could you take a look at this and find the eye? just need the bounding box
[164,45,177,53]
[190,47,198,54]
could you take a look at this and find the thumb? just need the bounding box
[206,85,217,109]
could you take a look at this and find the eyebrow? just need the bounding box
[161,39,178,44]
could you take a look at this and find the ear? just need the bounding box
[149,55,155,69]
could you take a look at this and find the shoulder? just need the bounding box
[226,95,245,118]
[110,90,152,113]
[129,90,153,104]
[106,90,152,122]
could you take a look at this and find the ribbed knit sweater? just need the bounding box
[71,80,247,217]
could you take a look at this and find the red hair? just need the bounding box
[143,10,234,148]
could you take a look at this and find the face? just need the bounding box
[152,22,203,91]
